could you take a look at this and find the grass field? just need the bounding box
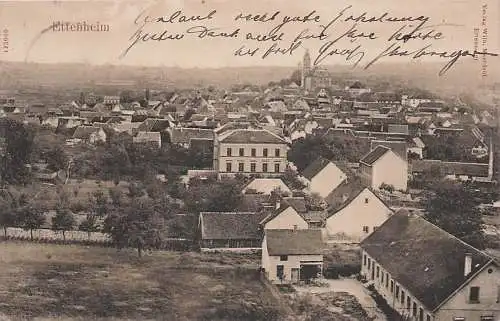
[0,242,286,321]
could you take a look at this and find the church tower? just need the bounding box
[302,49,311,89]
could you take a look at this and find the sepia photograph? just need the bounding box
[0,0,499,320]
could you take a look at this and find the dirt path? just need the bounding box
[295,278,387,321]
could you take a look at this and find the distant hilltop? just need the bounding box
[0,60,497,92]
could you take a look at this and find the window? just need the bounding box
[238,162,244,172]
[390,280,394,293]
[376,266,380,278]
[401,290,405,304]
[381,272,384,283]
[365,197,369,203]
[226,148,232,156]
[263,148,268,157]
[275,148,280,157]
[239,148,244,156]
[426,315,431,321]
[277,265,284,279]
[251,148,256,157]
[367,258,371,269]
[480,316,494,321]
[406,296,410,311]
[385,275,389,288]
[250,163,256,172]
[226,162,232,172]
[497,285,500,303]
[373,226,378,232]
[419,308,423,321]
[363,226,369,233]
[363,254,367,266]
[280,255,288,261]
[395,285,400,299]
[412,302,417,316]
[274,163,280,173]
[453,318,465,321]
[262,163,268,173]
[469,286,480,303]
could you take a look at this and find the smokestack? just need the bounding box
[464,253,472,276]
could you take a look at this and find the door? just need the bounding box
[291,268,299,284]
[276,265,284,282]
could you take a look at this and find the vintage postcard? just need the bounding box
[0,0,499,320]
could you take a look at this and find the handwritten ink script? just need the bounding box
[121,6,498,76]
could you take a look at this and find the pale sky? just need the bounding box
[0,0,498,70]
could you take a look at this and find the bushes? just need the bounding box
[323,263,361,279]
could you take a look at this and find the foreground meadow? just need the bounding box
[0,242,286,321]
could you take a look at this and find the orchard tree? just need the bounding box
[18,205,46,241]
[105,198,164,257]
[51,208,76,241]
[424,181,486,249]
[0,197,16,237]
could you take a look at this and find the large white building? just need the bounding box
[361,210,500,321]
[214,129,288,177]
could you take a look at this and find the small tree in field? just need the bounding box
[0,197,16,237]
[51,208,76,241]
[79,214,100,240]
[105,198,164,257]
[19,205,46,241]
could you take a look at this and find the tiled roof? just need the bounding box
[302,157,331,181]
[200,212,267,240]
[360,145,391,166]
[370,140,407,161]
[411,160,489,177]
[134,131,161,142]
[260,197,308,226]
[243,178,292,195]
[361,210,494,311]
[266,229,324,256]
[137,118,170,132]
[324,177,367,209]
[72,126,102,139]
[170,128,214,145]
[219,129,286,144]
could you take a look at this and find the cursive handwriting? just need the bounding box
[156,10,217,24]
[120,5,499,76]
[364,42,499,75]
[186,25,240,39]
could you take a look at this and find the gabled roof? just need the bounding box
[170,128,214,145]
[242,178,292,195]
[361,210,495,312]
[260,197,308,226]
[237,194,273,212]
[302,157,332,181]
[370,140,407,161]
[266,229,324,256]
[324,177,367,210]
[134,131,161,142]
[137,118,170,132]
[200,212,267,240]
[72,126,103,139]
[360,145,391,166]
[219,129,286,144]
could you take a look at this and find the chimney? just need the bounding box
[464,253,472,276]
[275,200,281,210]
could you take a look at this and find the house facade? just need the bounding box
[214,129,288,177]
[262,229,324,284]
[325,187,393,242]
[361,210,500,321]
[359,145,408,191]
[301,157,348,198]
